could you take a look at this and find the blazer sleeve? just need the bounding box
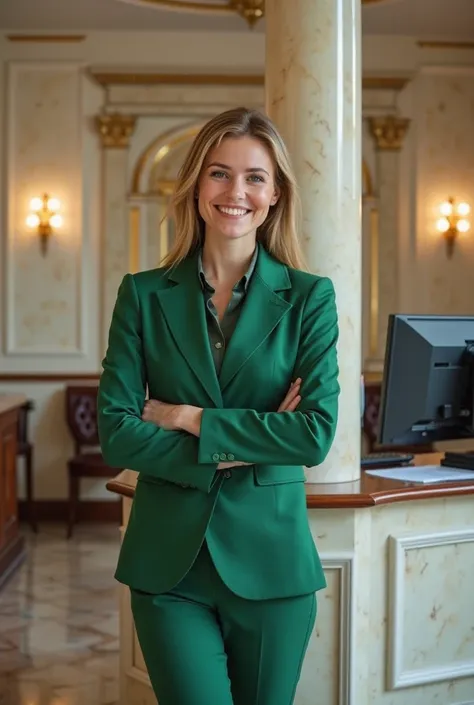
[97,274,219,493]
[198,276,340,467]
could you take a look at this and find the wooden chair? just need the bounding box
[65,384,122,539]
[363,380,433,455]
[17,400,37,532]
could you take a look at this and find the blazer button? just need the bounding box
[220,453,227,461]
[227,453,235,461]
[212,453,220,462]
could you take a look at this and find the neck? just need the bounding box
[201,233,257,287]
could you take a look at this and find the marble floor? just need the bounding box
[0,523,121,705]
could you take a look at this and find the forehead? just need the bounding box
[205,135,274,171]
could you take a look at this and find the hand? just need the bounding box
[142,399,183,431]
[277,378,302,412]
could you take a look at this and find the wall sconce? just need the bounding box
[26,193,63,255]
[436,197,470,258]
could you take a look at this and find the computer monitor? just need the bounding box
[378,314,474,447]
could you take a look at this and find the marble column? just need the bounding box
[265,0,362,483]
[367,115,410,369]
[96,113,137,354]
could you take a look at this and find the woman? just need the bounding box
[98,107,340,705]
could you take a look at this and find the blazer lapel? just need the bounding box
[219,246,292,393]
[155,253,223,409]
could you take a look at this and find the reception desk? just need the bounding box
[0,394,27,587]
[108,455,474,705]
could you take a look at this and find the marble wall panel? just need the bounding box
[5,62,83,356]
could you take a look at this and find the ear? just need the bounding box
[270,188,280,206]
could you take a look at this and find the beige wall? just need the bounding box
[0,31,473,500]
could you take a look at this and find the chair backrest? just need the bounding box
[17,400,34,445]
[65,384,100,454]
[362,381,382,453]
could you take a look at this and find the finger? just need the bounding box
[278,390,300,412]
[285,395,301,412]
[280,382,301,408]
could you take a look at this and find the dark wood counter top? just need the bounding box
[106,454,474,509]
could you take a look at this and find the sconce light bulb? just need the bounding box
[440,201,453,217]
[50,214,63,228]
[457,202,470,217]
[47,197,60,212]
[30,197,43,212]
[26,214,40,228]
[436,217,450,233]
[457,219,470,234]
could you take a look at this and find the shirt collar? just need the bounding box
[198,244,258,293]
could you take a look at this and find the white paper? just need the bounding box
[365,464,474,484]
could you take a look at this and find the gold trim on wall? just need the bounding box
[89,69,410,92]
[90,71,264,87]
[417,40,474,49]
[131,0,234,13]
[369,208,380,358]
[129,207,141,273]
[7,35,86,42]
[362,160,374,199]
[131,124,202,194]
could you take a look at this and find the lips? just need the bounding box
[215,205,251,217]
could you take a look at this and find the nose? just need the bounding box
[227,176,246,201]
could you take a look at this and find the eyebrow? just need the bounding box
[207,161,270,177]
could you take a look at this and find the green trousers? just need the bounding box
[130,541,316,705]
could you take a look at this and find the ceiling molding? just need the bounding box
[89,70,411,91]
[6,34,86,43]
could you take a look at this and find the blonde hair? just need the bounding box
[161,107,307,271]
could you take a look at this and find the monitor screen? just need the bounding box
[378,315,474,447]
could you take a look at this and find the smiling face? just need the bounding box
[197,135,280,245]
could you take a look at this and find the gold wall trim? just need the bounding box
[7,34,86,43]
[131,124,202,194]
[132,0,233,13]
[418,40,474,49]
[362,160,374,199]
[90,71,264,87]
[129,207,141,274]
[90,70,409,91]
[369,208,380,358]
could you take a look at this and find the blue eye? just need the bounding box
[210,170,227,179]
[248,174,264,183]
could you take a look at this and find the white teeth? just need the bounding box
[217,206,249,216]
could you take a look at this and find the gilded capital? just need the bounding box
[368,116,410,151]
[95,113,137,148]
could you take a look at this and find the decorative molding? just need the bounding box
[89,69,409,92]
[0,374,100,382]
[320,554,355,705]
[368,116,410,151]
[129,207,141,274]
[131,122,202,194]
[369,207,380,358]
[90,71,264,87]
[7,35,86,43]
[388,529,474,690]
[417,40,474,49]
[5,62,87,358]
[95,113,137,149]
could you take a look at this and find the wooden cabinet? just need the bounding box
[0,400,25,587]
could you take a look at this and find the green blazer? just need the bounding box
[98,245,339,600]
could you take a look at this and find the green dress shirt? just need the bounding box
[198,247,258,376]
